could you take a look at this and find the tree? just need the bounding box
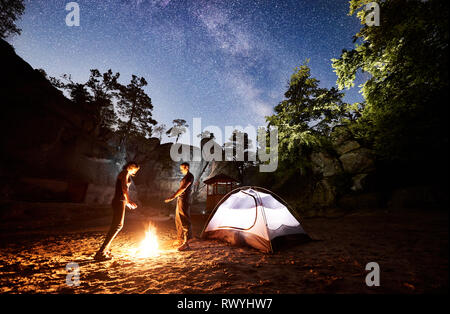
[166,119,189,143]
[153,123,167,142]
[266,63,351,173]
[332,0,448,172]
[197,130,215,140]
[50,74,92,105]
[115,75,157,146]
[50,69,119,139]
[50,70,158,150]
[223,130,254,183]
[0,0,25,39]
[85,69,119,137]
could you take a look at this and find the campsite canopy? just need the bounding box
[201,186,307,253]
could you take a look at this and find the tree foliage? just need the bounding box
[115,75,157,144]
[332,0,449,166]
[50,70,158,146]
[153,124,167,142]
[0,0,25,39]
[197,130,215,140]
[223,130,254,183]
[50,69,119,139]
[166,119,189,143]
[266,63,352,173]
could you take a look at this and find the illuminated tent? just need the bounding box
[201,187,308,253]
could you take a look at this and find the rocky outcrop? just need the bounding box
[299,128,377,209]
[311,152,342,177]
[350,173,370,192]
[339,148,375,174]
[335,140,360,155]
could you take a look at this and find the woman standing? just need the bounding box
[94,162,140,261]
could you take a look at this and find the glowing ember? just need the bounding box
[130,223,160,258]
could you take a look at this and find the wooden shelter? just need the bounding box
[204,173,239,213]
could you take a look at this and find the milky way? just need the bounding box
[8,0,364,144]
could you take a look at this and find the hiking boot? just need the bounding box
[172,239,182,246]
[94,251,112,261]
[177,242,190,251]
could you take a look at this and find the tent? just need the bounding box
[201,186,308,253]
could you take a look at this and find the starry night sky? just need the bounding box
[7,0,365,144]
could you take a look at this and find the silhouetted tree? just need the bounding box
[0,0,25,39]
[332,0,448,171]
[50,70,119,139]
[115,75,157,147]
[50,70,158,149]
[166,119,189,143]
[86,69,119,137]
[50,74,92,105]
[223,130,254,183]
[197,130,215,141]
[153,123,167,142]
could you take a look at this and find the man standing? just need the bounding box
[165,162,194,251]
[94,162,139,261]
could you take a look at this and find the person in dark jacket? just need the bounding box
[165,162,194,251]
[94,162,140,261]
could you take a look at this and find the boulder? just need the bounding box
[311,152,343,177]
[339,148,375,174]
[335,140,360,155]
[351,173,369,192]
[84,184,115,204]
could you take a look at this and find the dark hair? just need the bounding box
[123,161,139,171]
[180,162,190,168]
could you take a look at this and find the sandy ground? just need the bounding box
[0,204,447,294]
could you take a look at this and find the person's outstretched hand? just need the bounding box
[127,201,137,209]
[164,198,173,203]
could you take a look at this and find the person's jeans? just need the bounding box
[175,197,192,242]
[98,200,126,254]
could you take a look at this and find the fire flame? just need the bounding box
[131,223,160,258]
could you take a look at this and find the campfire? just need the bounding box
[129,223,160,258]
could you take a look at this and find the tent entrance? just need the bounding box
[216,190,259,231]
